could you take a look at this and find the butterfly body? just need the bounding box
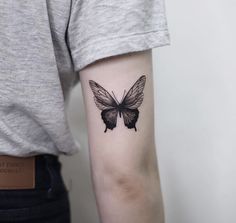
[89,75,146,133]
[101,107,139,132]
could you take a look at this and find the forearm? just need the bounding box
[80,50,164,223]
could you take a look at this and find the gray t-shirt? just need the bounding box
[0,0,170,157]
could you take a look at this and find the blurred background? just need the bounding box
[60,0,236,222]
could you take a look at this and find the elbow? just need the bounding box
[108,170,161,204]
[112,173,147,202]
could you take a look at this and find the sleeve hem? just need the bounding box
[72,29,170,72]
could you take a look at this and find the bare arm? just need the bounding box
[80,50,164,223]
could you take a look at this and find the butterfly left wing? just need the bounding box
[101,108,119,132]
[89,80,118,110]
[89,80,119,132]
[120,75,146,131]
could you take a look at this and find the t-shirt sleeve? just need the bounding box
[67,0,170,72]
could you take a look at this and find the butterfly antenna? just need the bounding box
[112,91,119,104]
[121,90,126,101]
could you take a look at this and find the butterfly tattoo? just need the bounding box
[89,75,146,133]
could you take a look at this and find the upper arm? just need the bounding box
[79,50,158,178]
[67,0,169,217]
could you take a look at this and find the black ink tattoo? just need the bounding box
[89,75,146,133]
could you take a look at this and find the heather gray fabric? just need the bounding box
[0,0,170,157]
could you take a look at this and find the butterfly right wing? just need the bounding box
[120,75,146,131]
[121,108,139,131]
[121,75,146,109]
[89,80,119,132]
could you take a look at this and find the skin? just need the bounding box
[80,49,165,223]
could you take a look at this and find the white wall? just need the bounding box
[60,0,236,222]
[155,0,236,222]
